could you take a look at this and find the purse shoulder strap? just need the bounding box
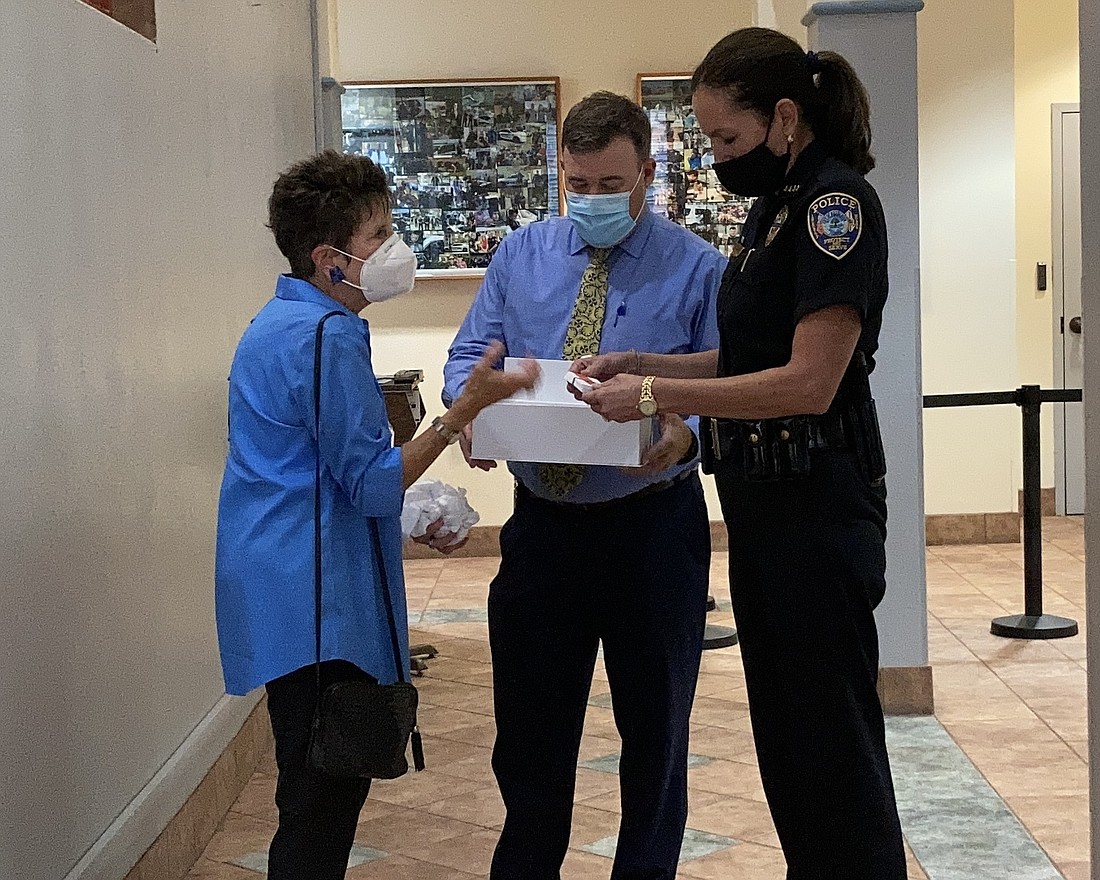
[367,518,409,685]
[312,310,408,706]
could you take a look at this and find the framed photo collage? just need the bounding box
[340,74,753,277]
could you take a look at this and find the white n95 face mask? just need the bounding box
[331,234,417,302]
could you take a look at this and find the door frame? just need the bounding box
[1052,102,1081,515]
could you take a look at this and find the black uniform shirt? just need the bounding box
[716,140,888,380]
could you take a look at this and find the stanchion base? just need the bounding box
[706,595,718,613]
[990,614,1079,640]
[703,624,738,651]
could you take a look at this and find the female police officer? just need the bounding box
[572,27,906,880]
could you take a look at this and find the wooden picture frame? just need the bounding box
[79,0,157,41]
[341,77,564,280]
[636,73,753,258]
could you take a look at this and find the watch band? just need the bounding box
[431,415,462,445]
[638,376,658,416]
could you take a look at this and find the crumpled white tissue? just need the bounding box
[401,480,480,546]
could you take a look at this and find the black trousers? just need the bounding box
[265,661,372,880]
[716,450,906,880]
[488,474,711,880]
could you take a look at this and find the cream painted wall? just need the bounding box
[0,3,315,878]
[917,0,1079,514]
[339,0,755,526]
[1015,0,1080,487]
[917,0,1020,514]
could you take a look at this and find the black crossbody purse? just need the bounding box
[306,311,425,780]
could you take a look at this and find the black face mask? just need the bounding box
[712,117,791,198]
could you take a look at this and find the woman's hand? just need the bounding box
[402,342,538,491]
[580,373,646,422]
[569,350,638,382]
[411,518,469,555]
[451,341,540,424]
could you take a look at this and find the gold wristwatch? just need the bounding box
[638,376,658,417]
[431,415,462,445]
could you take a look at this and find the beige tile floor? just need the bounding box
[189,517,1089,879]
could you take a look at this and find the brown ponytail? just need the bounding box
[692,27,876,175]
[812,51,875,174]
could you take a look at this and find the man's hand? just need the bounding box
[581,373,646,422]
[411,518,470,555]
[632,414,694,476]
[569,351,638,382]
[459,423,497,471]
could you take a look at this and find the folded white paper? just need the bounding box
[471,358,657,467]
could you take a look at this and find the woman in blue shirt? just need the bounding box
[215,151,536,880]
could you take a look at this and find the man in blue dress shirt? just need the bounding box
[444,92,726,880]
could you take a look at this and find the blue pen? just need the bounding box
[614,299,626,327]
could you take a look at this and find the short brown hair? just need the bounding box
[562,91,651,161]
[268,150,392,279]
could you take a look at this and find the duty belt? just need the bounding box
[702,403,885,485]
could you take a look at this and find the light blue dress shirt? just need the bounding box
[444,210,726,504]
[216,275,409,696]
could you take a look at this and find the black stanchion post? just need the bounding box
[1022,384,1044,617]
[990,385,1079,640]
[703,594,738,651]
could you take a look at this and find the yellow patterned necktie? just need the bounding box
[539,247,613,498]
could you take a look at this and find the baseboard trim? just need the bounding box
[65,691,269,880]
[405,519,731,559]
[403,509,1035,559]
[1017,487,1057,517]
[924,512,1021,546]
[878,665,934,715]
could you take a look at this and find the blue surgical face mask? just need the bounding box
[565,169,645,248]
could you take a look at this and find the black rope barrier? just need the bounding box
[924,386,1081,639]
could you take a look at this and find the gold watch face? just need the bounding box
[639,398,658,417]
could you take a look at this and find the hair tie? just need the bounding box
[806,50,824,74]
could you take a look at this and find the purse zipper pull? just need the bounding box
[411,726,426,772]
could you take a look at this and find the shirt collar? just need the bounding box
[566,205,656,258]
[776,138,830,202]
[274,274,355,316]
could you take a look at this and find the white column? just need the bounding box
[1079,0,1100,872]
[803,1,928,671]
[754,0,779,29]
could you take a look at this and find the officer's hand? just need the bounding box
[582,374,645,423]
[631,414,693,476]
[459,423,497,472]
[569,351,637,382]
[412,518,470,555]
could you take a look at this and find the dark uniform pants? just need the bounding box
[717,450,906,880]
[265,661,372,880]
[488,474,711,880]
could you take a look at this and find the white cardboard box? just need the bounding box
[471,358,657,466]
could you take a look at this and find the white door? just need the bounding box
[1053,105,1084,515]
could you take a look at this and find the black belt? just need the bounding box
[707,412,849,457]
[515,468,696,513]
[808,415,851,450]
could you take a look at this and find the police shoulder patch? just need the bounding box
[807,192,862,260]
